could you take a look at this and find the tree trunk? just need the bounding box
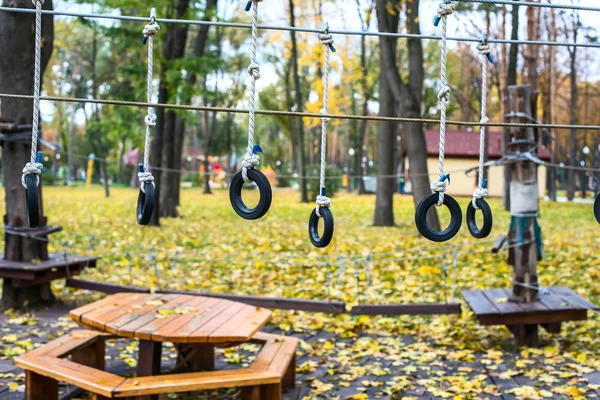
[375,0,439,230]
[171,0,217,207]
[289,0,308,203]
[567,14,579,201]
[157,0,191,219]
[373,79,395,226]
[0,0,55,308]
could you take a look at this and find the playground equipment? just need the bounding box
[229,0,272,221]
[137,9,159,225]
[308,22,336,249]
[415,1,462,243]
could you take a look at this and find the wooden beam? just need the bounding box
[64,280,346,313]
[158,289,347,314]
[66,279,151,294]
[350,303,462,316]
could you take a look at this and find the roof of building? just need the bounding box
[424,129,551,161]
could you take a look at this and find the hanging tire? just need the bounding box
[137,182,155,225]
[24,174,40,228]
[229,168,272,220]
[466,198,493,239]
[308,207,334,248]
[415,193,462,242]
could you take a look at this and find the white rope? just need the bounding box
[139,10,159,193]
[473,38,491,209]
[21,0,45,189]
[432,1,455,206]
[316,22,334,218]
[242,0,262,183]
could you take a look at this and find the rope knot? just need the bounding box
[438,85,451,103]
[31,0,44,6]
[248,63,261,80]
[138,171,155,193]
[242,152,260,182]
[472,187,488,209]
[318,33,334,46]
[437,1,456,18]
[143,22,160,38]
[430,180,448,194]
[21,162,43,188]
[477,43,491,56]
[316,195,332,218]
[145,113,157,127]
[480,116,489,125]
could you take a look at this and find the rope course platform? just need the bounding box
[462,287,599,346]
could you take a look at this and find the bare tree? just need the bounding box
[374,0,439,229]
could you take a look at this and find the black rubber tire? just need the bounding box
[415,193,462,242]
[229,169,272,220]
[466,198,493,239]
[24,175,40,228]
[308,207,334,248]
[137,183,155,225]
[595,193,600,224]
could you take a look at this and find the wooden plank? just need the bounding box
[17,357,124,398]
[350,303,461,316]
[22,330,106,359]
[81,293,147,331]
[478,309,588,326]
[104,295,180,334]
[187,301,247,343]
[67,279,151,295]
[69,293,131,323]
[551,286,599,310]
[0,255,97,272]
[150,296,217,342]
[134,295,200,341]
[266,337,299,378]
[174,300,239,343]
[225,307,273,342]
[483,289,524,314]
[249,338,282,372]
[89,294,161,331]
[113,370,281,398]
[500,289,548,313]
[208,305,266,343]
[461,290,500,315]
[158,289,346,314]
[116,296,198,338]
[537,290,583,311]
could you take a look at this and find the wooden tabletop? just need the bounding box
[69,293,272,345]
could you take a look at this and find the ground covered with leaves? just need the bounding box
[1,187,600,399]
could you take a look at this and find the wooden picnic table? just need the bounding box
[69,292,273,400]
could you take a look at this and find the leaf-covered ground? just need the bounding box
[1,187,600,399]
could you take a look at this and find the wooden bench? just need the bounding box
[16,330,298,400]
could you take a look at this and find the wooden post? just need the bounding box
[504,85,542,346]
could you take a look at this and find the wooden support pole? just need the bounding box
[26,371,58,400]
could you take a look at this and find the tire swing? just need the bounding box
[466,33,494,239]
[21,0,46,229]
[137,9,160,225]
[308,23,336,248]
[415,0,461,243]
[230,0,272,220]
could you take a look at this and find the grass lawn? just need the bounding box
[1,186,600,399]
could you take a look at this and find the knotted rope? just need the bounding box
[432,0,455,206]
[243,0,262,182]
[139,10,159,192]
[316,22,335,217]
[22,0,45,189]
[473,34,493,209]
